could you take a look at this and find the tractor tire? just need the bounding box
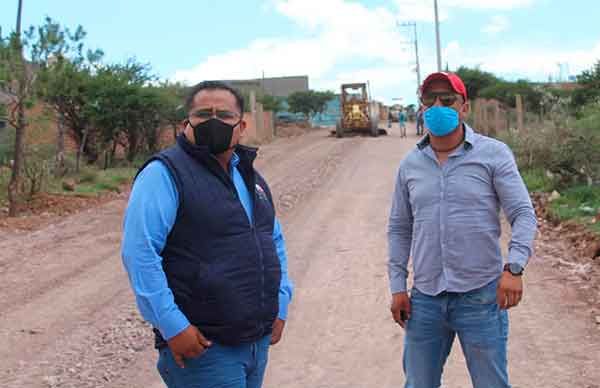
[370,121,379,137]
[336,120,344,138]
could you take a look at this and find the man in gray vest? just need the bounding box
[122,81,293,388]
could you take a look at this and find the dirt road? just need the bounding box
[1,125,599,388]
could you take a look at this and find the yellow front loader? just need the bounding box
[336,83,379,138]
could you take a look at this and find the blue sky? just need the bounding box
[1,0,599,105]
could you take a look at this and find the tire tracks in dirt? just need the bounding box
[0,129,364,388]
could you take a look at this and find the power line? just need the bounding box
[397,21,422,93]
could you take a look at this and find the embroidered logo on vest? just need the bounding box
[255,184,268,202]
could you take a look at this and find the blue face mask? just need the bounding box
[424,106,460,137]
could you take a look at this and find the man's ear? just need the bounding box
[459,101,470,121]
[238,118,247,137]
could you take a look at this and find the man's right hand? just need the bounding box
[167,325,212,368]
[390,292,411,329]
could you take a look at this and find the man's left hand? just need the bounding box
[270,319,285,345]
[497,272,523,309]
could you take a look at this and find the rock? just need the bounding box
[588,242,600,259]
[132,344,144,352]
[43,375,60,387]
[62,179,77,192]
[579,205,596,215]
[548,190,561,202]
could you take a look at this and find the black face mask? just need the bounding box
[190,118,240,155]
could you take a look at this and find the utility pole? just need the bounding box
[8,0,25,217]
[434,0,442,71]
[398,21,422,92]
[16,0,23,33]
[411,23,421,88]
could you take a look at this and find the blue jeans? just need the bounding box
[403,279,510,388]
[157,335,271,388]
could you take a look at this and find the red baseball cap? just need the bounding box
[420,72,468,101]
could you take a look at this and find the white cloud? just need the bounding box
[443,40,462,59]
[444,0,534,9]
[393,0,534,22]
[317,65,416,91]
[444,40,600,81]
[173,0,589,105]
[173,0,415,101]
[173,37,340,83]
[483,15,510,35]
[393,0,446,22]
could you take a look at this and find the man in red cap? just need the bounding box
[388,72,537,387]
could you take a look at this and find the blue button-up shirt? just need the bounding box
[388,125,537,296]
[122,153,293,341]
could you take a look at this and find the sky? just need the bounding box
[1,0,599,105]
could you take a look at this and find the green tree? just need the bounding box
[287,90,335,122]
[287,91,314,119]
[85,61,163,165]
[479,80,543,113]
[455,66,501,100]
[0,15,80,216]
[35,18,104,175]
[312,91,335,117]
[155,81,186,142]
[258,94,284,114]
[39,61,95,172]
[572,61,600,108]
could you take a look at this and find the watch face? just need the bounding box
[509,263,523,274]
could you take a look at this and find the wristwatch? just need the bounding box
[503,263,524,276]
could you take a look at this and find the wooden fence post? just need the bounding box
[481,99,489,135]
[473,99,480,130]
[256,102,264,142]
[515,94,524,132]
[492,99,501,137]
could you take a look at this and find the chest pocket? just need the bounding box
[446,162,495,206]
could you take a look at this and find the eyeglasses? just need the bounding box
[420,92,461,107]
[191,108,240,122]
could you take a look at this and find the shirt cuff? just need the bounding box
[390,276,408,294]
[278,291,290,321]
[507,250,529,269]
[159,308,191,341]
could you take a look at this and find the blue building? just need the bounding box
[276,95,342,127]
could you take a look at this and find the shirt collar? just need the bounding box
[231,152,240,166]
[417,123,475,151]
[229,152,240,173]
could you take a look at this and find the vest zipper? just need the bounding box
[251,194,266,338]
[224,156,267,338]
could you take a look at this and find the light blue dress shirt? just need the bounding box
[122,154,293,340]
[388,125,537,295]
